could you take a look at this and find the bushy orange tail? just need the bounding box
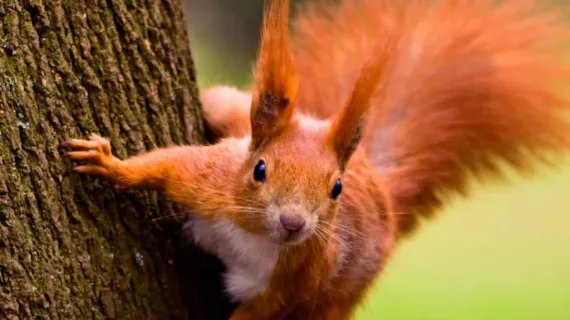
[292,0,570,233]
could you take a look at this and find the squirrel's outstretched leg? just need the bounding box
[60,134,241,217]
[200,86,252,140]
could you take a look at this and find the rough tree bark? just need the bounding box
[0,0,233,319]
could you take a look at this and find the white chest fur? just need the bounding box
[183,217,280,302]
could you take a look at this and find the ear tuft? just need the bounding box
[250,0,299,148]
[328,42,394,169]
[252,91,290,129]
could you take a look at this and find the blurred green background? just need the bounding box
[182,1,570,319]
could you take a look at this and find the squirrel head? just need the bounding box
[230,0,385,246]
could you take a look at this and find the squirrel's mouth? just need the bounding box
[272,228,312,247]
[283,231,300,243]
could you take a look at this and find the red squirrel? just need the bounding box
[61,0,570,319]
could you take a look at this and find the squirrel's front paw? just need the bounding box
[60,134,122,182]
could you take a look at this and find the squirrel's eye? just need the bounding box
[330,178,342,199]
[253,159,267,182]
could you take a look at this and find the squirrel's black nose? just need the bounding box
[279,214,306,233]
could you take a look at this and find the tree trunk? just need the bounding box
[0,0,233,319]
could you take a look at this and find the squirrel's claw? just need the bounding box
[60,135,111,155]
[64,150,103,164]
[62,135,118,181]
[72,165,111,176]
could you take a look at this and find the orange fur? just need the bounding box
[62,0,570,319]
[201,86,252,139]
[328,42,396,168]
[292,0,570,233]
[250,0,299,148]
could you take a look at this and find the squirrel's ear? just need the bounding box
[250,0,299,149]
[328,55,388,169]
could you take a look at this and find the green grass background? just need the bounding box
[192,42,570,320]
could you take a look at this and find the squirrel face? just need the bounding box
[235,115,343,246]
[232,0,380,246]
